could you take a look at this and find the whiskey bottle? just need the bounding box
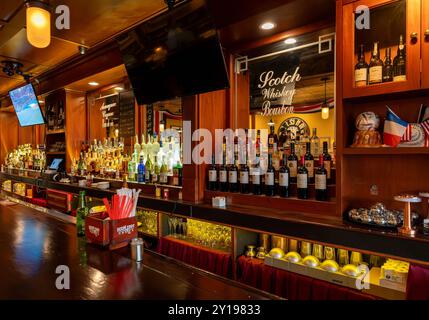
[368,42,383,84]
[355,44,368,87]
[382,47,393,82]
[393,35,406,82]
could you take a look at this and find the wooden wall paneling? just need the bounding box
[422,0,429,88]
[0,112,18,165]
[197,90,228,202]
[65,90,86,171]
[18,126,34,145]
[336,0,345,216]
[87,93,105,142]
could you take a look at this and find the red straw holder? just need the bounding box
[85,213,138,250]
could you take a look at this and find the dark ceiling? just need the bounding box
[0,0,335,100]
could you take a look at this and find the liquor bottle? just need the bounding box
[240,149,249,194]
[265,154,275,196]
[160,156,168,184]
[251,134,262,195]
[134,135,141,157]
[208,154,218,191]
[322,141,332,183]
[152,156,159,183]
[219,152,228,192]
[76,191,88,237]
[297,156,308,199]
[315,155,328,201]
[128,152,136,181]
[77,152,85,176]
[304,142,314,183]
[355,44,368,87]
[145,155,152,182]
[287,142,298,183]
[278,152,290,198]
[382,47,393,82]
[310,128,320,163]
[268,125,278,155]
[368,42,383,84]
[300,133,309,157]
[393,35,406,82]
[228,159,238,193]
[255,130,261,156]
[172,161,182,186]
[137,155,145,183]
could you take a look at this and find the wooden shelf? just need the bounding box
[46,129,65,135]
[46,152,66,155]
[343,80,415,100]
[343,147,429,155]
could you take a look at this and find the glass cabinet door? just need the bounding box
[422,0,429,88]
[342,0,421,98]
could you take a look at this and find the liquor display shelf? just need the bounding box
[2,171,429,264]
[46,129,66,135]
[344,81,414,100]
[343,147,429,155]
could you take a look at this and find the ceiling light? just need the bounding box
[88,82,99,86]
[284,38,297,44]
[26,1,51,48]
[78,45,87,55]
[260,22,275,30]
[114,87,124,91]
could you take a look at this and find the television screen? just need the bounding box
[9,83,45,127]
[117,0,229,105]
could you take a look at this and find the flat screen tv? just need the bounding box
[9,83,45,127]
[117,0,230,105]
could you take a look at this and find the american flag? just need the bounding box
[400,124,413,142]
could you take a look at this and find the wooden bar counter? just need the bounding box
[0,202,276,300]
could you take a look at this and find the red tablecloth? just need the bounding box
[157,236,232,278]
[237,256,377,300]
[406,264,429,300]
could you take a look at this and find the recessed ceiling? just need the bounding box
[0,0,166,98]
[64,64,128,92]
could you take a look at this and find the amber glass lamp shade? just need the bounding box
[26,4,51,48]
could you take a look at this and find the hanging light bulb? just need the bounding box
[26,1,51,48]
[320,77,330,120]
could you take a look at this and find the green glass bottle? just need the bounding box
[76,191,89,237]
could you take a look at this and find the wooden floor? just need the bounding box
[0,201,277,300]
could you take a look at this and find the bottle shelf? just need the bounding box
[46,129,66,135]
[343,147,429,155]
[205,189,336,217]
[46,151,66,155]
[344,80,413,100]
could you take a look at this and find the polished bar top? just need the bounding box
[2,171,429,263]
[0,202,276,300]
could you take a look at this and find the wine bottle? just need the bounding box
[322,141,332,183]
[355,44,368,87]
[297,156,308,199]
[368,42,383,84]
[382,47,393,82]
[219,151,228,192]
[265,153,275,196]
[240,149,249,194]
[160,156,168,184]
[208,154,218,191]
[268,125,278,155]
[310,128,320,162]
[145,155,152,182]
[252,137,262,195]
[393,35,406,82]
[304,142,314,183]
[278,152,289,198]
[315,155,328,201]
[228,159,238,193]
[287,142,298,183]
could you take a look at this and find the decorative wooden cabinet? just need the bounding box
[342,0,423,98]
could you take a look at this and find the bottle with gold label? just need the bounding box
[368,42,383,84]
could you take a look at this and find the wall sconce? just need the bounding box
[26,1,51,48]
